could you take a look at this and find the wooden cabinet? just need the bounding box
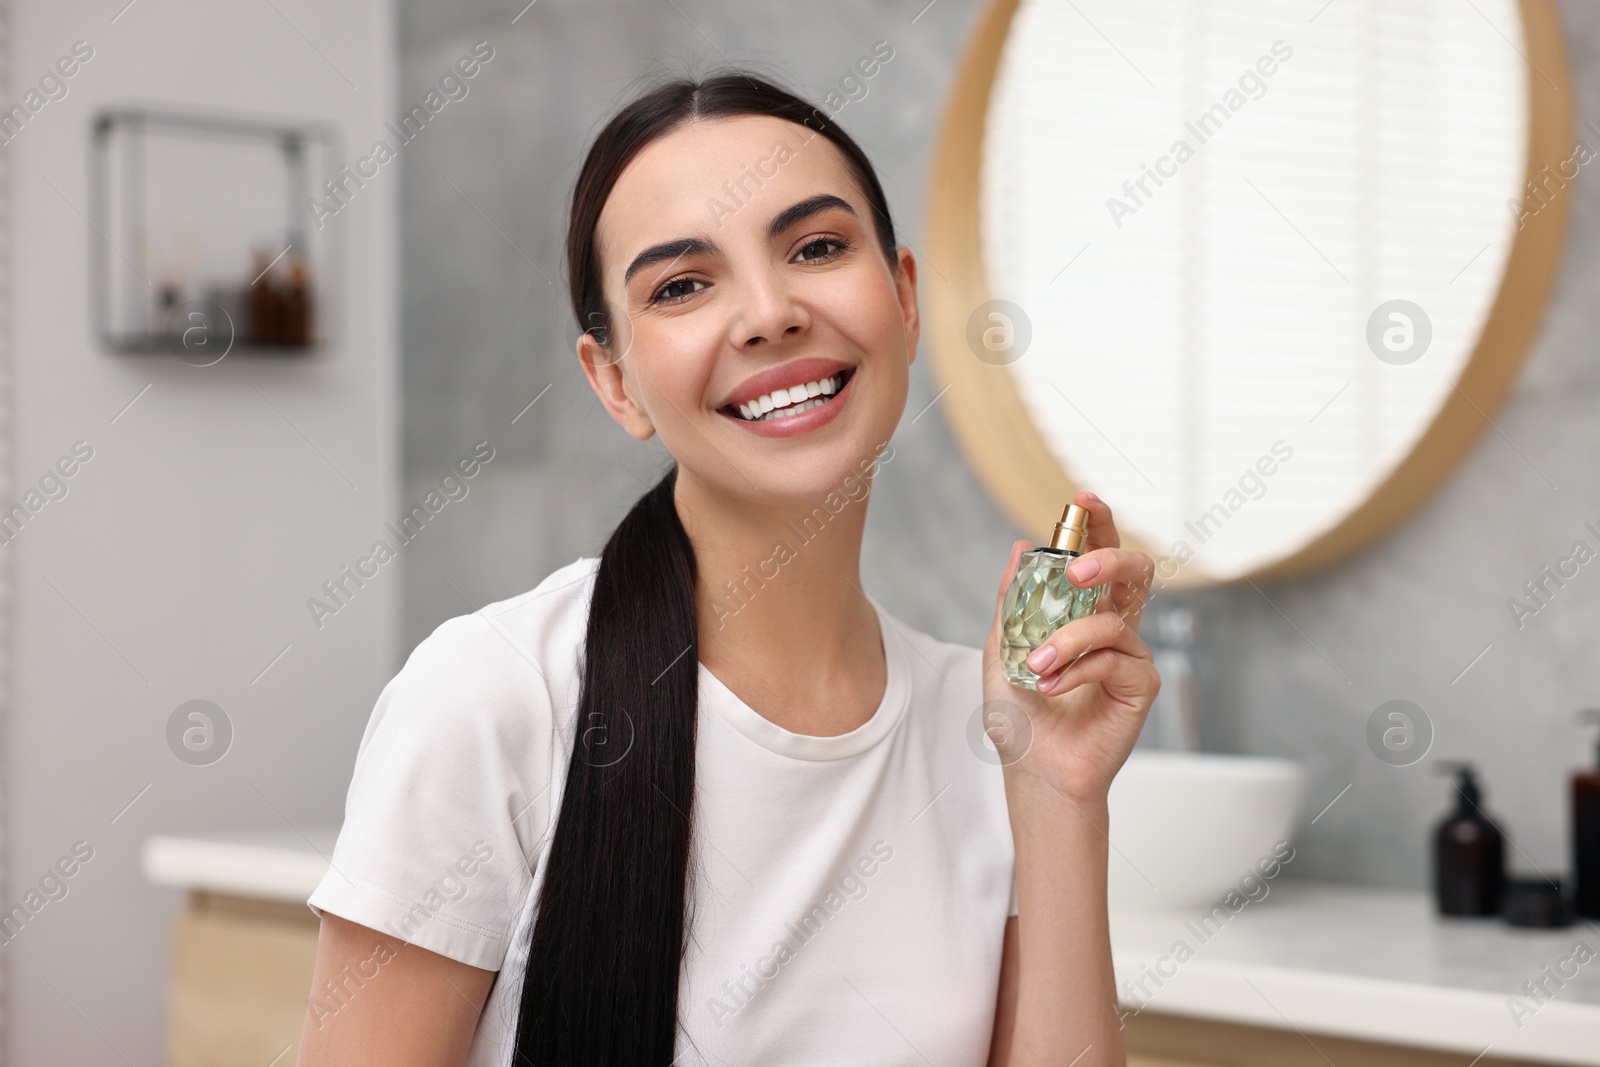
[167,892,318,1067]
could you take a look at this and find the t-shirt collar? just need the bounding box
[698,596,911,761]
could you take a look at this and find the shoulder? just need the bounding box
[419,554,599,661]
[878,606,1014,905]
[312,558,603,967]
[874,604,986,743]
[400,557,599,701]
[358,556,601,762]
[879,606,984,694]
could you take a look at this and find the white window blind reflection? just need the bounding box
[981,0,1526,579]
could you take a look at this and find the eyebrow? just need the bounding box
[621,193,858,285]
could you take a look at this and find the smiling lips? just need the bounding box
[718,357,856,426]
[731,371,848,422]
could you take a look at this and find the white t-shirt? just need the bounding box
[308,555,1017,1066]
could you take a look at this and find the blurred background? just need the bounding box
[5,0,1600,1064]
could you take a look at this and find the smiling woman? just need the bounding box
[298,68,1158,1067]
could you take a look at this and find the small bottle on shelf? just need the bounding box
[248,249,280,346]
[280,255,312,346]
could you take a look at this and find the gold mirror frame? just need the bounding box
[925,0,1573,587]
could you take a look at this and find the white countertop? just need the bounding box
[143,831,1600,1063]
[142,827,338,903]
[1112,882,1600,1065]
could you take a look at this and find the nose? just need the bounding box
[729,262,808,350]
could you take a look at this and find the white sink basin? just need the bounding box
[1106,751,1306,912]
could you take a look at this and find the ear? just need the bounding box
[577,331,656,441]
[892,246,920,366]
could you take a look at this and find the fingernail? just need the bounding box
[1027,645,1057,673]
[1082,490,1100,502]
[1069,558,1101,585]
[1035,673,1056,693]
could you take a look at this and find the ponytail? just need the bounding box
[513,466,699,1064]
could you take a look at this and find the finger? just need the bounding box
[1022,610,1151,679]
[1073,489,1120,550]
[1036,647,1161,706]
[1063,547,1156,632]
[1063,546,1153,597]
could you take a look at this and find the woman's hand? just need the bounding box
[980,489,1160,806]
[981,490,1157,1065]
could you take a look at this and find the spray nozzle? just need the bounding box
[1436,760,1483,810]
[1047,503,1091,553]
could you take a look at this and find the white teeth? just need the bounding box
[731,372,848,422]
[768,397,822,420]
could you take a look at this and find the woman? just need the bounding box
[298,70,1158,1067]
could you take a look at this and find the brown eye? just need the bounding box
[650,276,706,305]
[794,237,850,263]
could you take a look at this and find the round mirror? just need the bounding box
[927,0,1571,586]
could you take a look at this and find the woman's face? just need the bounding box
[580,114,918,508]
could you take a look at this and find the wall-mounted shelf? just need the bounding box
[90,103,342,361]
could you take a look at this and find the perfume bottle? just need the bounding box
[1001,502,1103,690]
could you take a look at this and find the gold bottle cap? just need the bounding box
[1047,503,1090,553]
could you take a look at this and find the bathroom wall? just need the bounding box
[398,0,1600,890]
[7,1,397,1063]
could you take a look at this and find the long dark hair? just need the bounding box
[512,70,899,1065]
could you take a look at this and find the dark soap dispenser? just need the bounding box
[1434,762,1505,916]
[1575,709,1600,919]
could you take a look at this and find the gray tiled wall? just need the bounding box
[396,0,1600,890]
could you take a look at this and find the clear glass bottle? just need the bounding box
[1001,503,1103,690]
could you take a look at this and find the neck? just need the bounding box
[674,466,884,736]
